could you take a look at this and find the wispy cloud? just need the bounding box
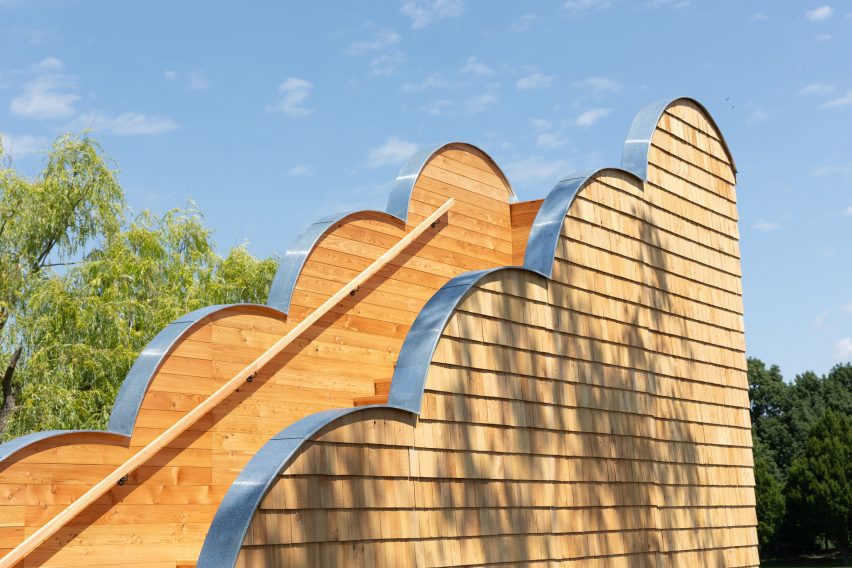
[511,13,537,31]
[349,30,401,54]
[842,302,852,314]
[563,0,611,14]
[822,91,852,108]
[164,70,178,81]
[750,12,768,21]
[401,0,463,28]
[536,131,567,149]
[516,71,553,90]
[421,92,498,116]
[576,108,610,126]
[10,61,79,120]
[645,0,692,8]
[811,163,852,178]
[745,105,769,124]
[31,57,63,72]
[461,56,495,77]
[504,156,571,187]
[367,137,418,168]
[400,73,457,93]
[834,337,852,361]
[813,310,829,329]
[572,75,621,93]
[188,70,209,90]
[369,51,406,76]
[798,83,834,95]
[806,5,833,21]
[0,132,49,159]
[267,77,313,116]
[844,205,852,216]
[753,219,781,231]
[77,112,178,135]
[288,164,311,176]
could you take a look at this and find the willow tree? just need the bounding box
[0,135,277,438]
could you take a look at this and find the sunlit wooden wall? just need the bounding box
[236,100,758,567]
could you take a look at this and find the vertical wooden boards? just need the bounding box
[0,145,515,567]
[234,101,757,567]
[511,199,544,265]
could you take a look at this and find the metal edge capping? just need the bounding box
[620,96,736,182]
[198,96,736,566]
[265,142,517,314]
[197,404,411,568]
[0,303,287,463]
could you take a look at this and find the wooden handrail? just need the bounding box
[0,198,455,567]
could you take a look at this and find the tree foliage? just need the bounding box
[0,134,277,439]
[786,411,851,563]
[749,357,852,561]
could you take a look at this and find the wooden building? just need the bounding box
[0,97,758,567]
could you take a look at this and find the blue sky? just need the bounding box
[1,1,850,379]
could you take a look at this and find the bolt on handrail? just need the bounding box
[0,198,455,567]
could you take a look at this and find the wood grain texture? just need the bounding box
[0,146,514,567]
[236,101,758,567]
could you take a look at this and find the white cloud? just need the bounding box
[516,72,553,90]
[530,118,551,130]
[10,75,79,119]
[753,219,781,231]
[576,108,610,126]
[401,73,456,93]
[815,33,833,41]
[813,310,829,329]
[563,0,611,14]
[746,105,769,124]
[645,0,691,7]
[267,77,313,116]
[0,132,49,159]
[806,5,833,21]
[164,70,178,81]
[811,163,852,177]
[369,51,405,76]
[349,30,401,54]
[463,92,498,114]
[367,137,418,168]
[845,205,852,215]
[834,337,852,361]
[511,13,537,31]
[572,76,620,93]
[31,56,63,72]
[798,83,834,95]
[288,164,311,176]
[78,112,178,135]
[401,0,463,28]
[536,131,567,149]
[420,92,497,116]
[504,156,571,186]
[188,70,209,90]
[822,91,852,108]
[842,303,852,314]
[461,56,495,77]
[751,12,768,21]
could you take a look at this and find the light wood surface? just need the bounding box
[236,100,758,567]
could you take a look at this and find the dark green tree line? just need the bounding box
[749,357,852,564]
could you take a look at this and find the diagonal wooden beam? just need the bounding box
[0,198,455,567]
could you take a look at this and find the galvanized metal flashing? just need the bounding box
[197,405,411,568]
[0,303,286,463]
[621,97,736,181]
[265,142,515,314]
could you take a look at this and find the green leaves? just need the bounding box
[0,133,278,439]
